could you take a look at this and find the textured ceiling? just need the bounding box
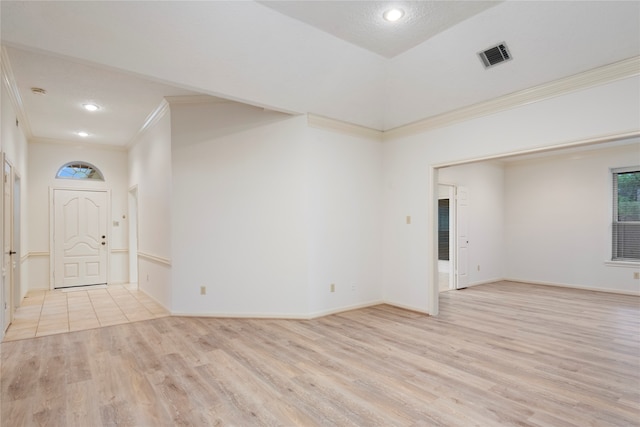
[259,1,503,58]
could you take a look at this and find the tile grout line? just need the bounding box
[124,285,156,318]
[86,289,101,327]
[33,290,48,338]
[107,286,134,322]
[65,291,70,332]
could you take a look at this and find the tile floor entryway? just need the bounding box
[2,284,169,342]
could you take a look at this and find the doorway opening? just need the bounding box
[438,184,455,292]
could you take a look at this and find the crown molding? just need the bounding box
[307,114,383,140]
[384,56,640,140]
[29,137,128,151]
[431,130,640,169]
[165,94,233,105]
[1,46,33,138]
[126,98,169,149]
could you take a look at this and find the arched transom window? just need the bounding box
[56,162,104,181]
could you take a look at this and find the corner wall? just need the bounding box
[169,101,384,317]
[306,126,383,316]
[128,106,173,308]
[170,104,310,316]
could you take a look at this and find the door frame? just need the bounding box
[12,172,21,312]
[2,156,15,332]
[49,187,111,290]
[456,185,469,290]
[128,185,139,287]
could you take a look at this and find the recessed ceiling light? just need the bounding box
[383,8,404,22]
[83,103,100,112]
[77,131,90,138]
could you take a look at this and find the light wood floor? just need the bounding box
[2,284,169,341]
[1,281,638,426]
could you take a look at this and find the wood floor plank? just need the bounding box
[1,281,638,426]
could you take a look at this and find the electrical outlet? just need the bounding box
[477,265,480,271]
[146,274,149,282]
[406,215,411,224]
[634,272,639,280]
[200,286,207,295]
[330,283,335,293]
[351,284,356,291]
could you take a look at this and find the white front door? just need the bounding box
[53,189,108,288]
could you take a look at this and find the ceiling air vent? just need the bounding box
[479,43,512,69]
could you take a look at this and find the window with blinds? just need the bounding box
[612,167,640,261]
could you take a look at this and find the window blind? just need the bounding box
[612,167,640,261]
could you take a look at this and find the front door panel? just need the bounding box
[54,190,108,288]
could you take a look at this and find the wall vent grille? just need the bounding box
[479,43,512,68]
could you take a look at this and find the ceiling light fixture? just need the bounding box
[31,87,47,95]
[77,131,90,138]
[83,103,100,112]
[383,8,404,22]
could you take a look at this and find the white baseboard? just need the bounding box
[461,277,505,289]
[381,301,430,315]
[171,300,428,320]
[171,310,314,320]
[307,300,385,319]
[136,287,171,312]
[504,278,640,296]
[172,300,385,320]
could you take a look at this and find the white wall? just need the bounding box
[170,103,309,316]
[306,126,383,316]
[382,76,640,314]
[505,143,640,294]
[439,161,505,286]
[128,106,172,308]
[27,141,129,290]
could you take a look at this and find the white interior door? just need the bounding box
[12,174,21,312]
[3,161,12,331]
[54,189,108,288]
[456,186,469,289]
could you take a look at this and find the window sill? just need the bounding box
[604,261,640,268]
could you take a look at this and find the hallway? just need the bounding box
[3,284,169,342]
